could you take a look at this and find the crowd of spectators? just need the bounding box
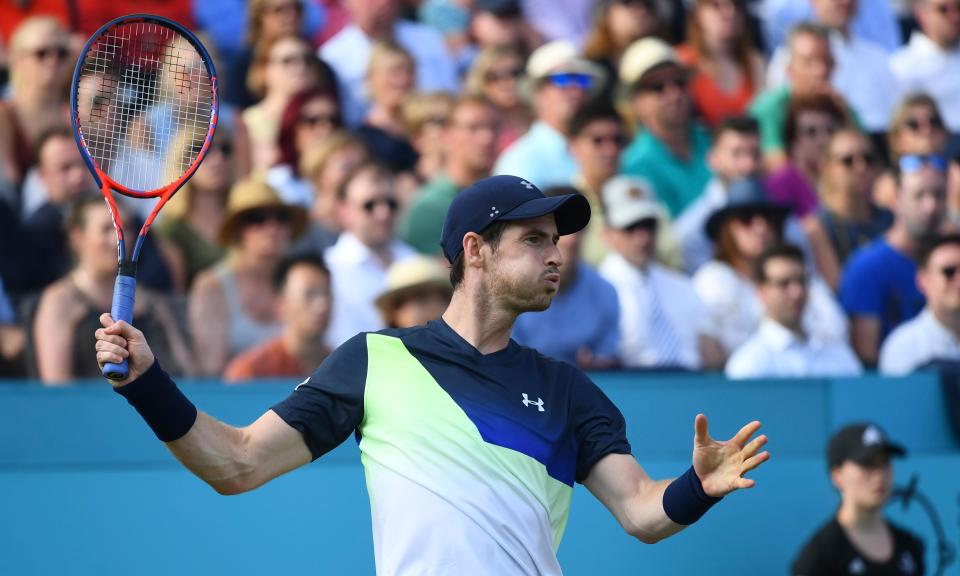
[2,0,960,384]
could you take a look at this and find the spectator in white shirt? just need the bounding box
[693,178,848,355]
[598,178,725,370]
[320,0,459,126]
[324,162,417,347]
[880,234,960,374]
[766,0,899,134]
[726,244,862,378]
[890,0,960,139]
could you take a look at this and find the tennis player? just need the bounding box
[95,175,769,575]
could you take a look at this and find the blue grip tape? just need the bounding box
[102,274,137,380]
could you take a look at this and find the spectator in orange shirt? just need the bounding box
[225,252,332,382]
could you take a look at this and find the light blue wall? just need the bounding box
[1,372,958,575]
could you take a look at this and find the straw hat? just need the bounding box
[217,176,308,245]
[375,257,453,312]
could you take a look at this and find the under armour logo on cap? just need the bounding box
[520,180,534,189]
[489,206,500,218]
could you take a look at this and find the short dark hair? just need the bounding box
[917,234,960,269]
[541,185,582,198]
[449,220,510,288]
[783,93,847,151]
[755,243,806,283]
[712,116,759,143]
[568,103,624,139]
[273,251,330,291]
[336,161,394,202]
[34,124,74,168]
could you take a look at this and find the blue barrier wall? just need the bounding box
[2,372,959,575]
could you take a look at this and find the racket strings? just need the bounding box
[76,21,214,195]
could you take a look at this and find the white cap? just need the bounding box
[602,175,666,229]
[526,40,606,85]
[619,37,682,87]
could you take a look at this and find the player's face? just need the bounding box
[482,215,563,314]
[282,264,331,339]
[831,454,893,512]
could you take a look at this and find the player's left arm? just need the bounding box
[584,414,769,544]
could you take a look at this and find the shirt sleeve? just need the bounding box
[594,281,621,361]
[270,333,368,460]
[838,253,884,317]
[570,371,631,483]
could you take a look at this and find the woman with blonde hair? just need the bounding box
[676,0,765,127]
[356,40,419,174]
[402,91,455,183]
[464,44,531,153]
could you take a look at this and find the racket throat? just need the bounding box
[118,260,139,278]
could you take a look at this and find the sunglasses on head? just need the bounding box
[637,75,688,94]
[904,114,945,132]
[242,208,292,226]
[623,218,658,233]
[899,153,948,173]
[361,197,399,214]
[485,67,524,83]
[835,151,875,168]
[31,45,68,61]
[547,73,593,90]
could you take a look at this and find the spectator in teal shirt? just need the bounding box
[618,38,712,218]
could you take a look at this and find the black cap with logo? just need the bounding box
[827,423,907,469]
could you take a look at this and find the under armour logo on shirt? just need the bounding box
[520,180,534,189]
[522,393,545,412]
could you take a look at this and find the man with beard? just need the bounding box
[94,175,770,575]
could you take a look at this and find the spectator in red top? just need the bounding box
[225,252,332,382]
[676,0,765,127]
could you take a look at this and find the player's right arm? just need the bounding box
[95,313,314,494]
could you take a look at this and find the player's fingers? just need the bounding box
[99,313,116,330]
[741,451,770,474]
[94,328,127,349]
[694,413,710,444]
[731,420,762,448]
[736,477,757,490]
[96,350,126,366]
[95,339,129,358]
[741,434,768,459]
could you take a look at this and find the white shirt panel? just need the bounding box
[725,318,863,378]
[879,308,960,375]
[598,254,711,369]
[324,232,417,347]
[890,32,960,132]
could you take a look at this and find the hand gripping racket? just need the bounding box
[71,14,218,380]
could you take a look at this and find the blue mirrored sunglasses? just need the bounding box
[899,154,948,173]
[548,73,593,89]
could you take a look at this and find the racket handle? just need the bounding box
[102,274,137,381]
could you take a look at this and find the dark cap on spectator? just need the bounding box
[474,0,521,16]
[440,175,591,262]
[704,178,789,240]
[828,423,906,469]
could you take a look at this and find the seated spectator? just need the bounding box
[32,195,193,384]
[890,0,960,146]
[320,0,458,126]
[726,244,862,378]
[189,177,307,376]
[403,91,455,185]
[239,34,325,174]
[619,37,712,217]
[676,0,765,127]
[766,0,899,136]
[839,154,947,367]
[493,40,604,188]
[763,0,902,54]
[400,96,500,256]
[583,0,661,104]
[375,256,452,329]
[156,126,234,292]
[469,0,530,57]
[0,277,26,377]
[675,116,763,273]
[512,186,620,369]
[295,133,370,255]
[694,178,848,354]
[464,44,533,154]
[355,41,420,174]
[598,178,724,370]
[880,234,960,375]
[765,93,847,219]
[266,88,343,208]
[792,423,924,576]
[325,162,417,347]
[224,252,332,382]
[0,17,71,193]
[803,128,891,292]
[749,23,853,170]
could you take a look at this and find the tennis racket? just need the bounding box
[71,14,219,380]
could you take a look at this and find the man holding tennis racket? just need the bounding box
[95,175,770,575]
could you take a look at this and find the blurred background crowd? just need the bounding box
[2,0,960,385]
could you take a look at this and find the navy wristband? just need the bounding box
[114,359,198,442]
[662,466,722,525]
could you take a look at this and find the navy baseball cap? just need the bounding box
[827,423,906,469]
[440,175,591,262]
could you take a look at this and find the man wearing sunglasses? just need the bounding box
[880,234,960,374]
[891,0,960,148]
[619,38,712,218]
[493,40,605,188]
[839,154,948,367]
[323,162,416,347]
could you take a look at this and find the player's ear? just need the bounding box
[463,232,484,269]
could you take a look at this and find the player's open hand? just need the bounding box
[692,414,769,498]
[95,313,155,387]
